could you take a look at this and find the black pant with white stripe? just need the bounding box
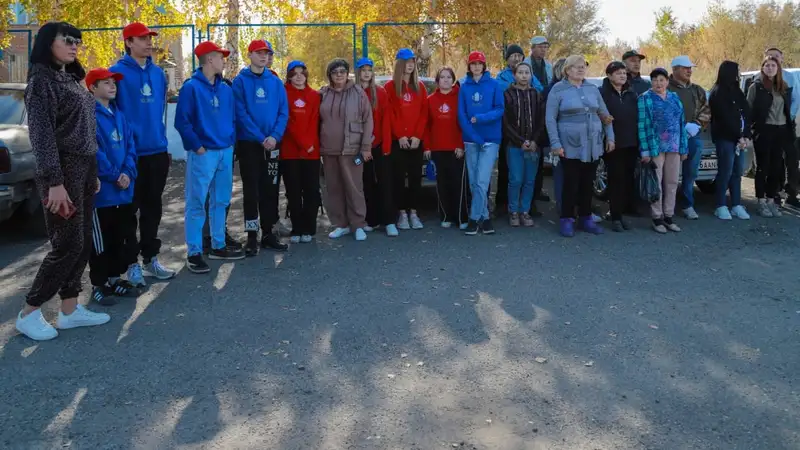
[431,151,470,226]
[89,203,139,287]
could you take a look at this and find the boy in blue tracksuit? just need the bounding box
[458,51,504,236]
[86,68,140,306]
[232,39,289,256]
[110,22,175,284]
[175,41,242,274]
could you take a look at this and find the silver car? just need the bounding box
[0,83,41,228]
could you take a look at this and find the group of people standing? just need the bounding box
[13,20,799,342]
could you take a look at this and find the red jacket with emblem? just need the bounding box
[384,79,428,141]
[365,84,392,155]
[282,83,321,160]
[425,86,463,151]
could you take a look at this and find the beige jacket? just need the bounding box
[319,81,374,156]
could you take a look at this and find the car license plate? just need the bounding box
[700,159,717,170]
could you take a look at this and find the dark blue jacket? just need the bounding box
[94,102,137,208]
[109,55,168,156]
[232,67,289,143]
[174,68,236,152]
[458,71,504,145]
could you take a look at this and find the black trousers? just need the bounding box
[90,203,138,286]
[391,142,423,211]
[134,152,170,261]
[784,133,800,197]
[494,141,509,209]
[605,147,638,220]
[432,151,469,225]
[534,147,545,198]
[26,155,96,307]
[363,146,395,227]
[238,140,279,233]
[560,158,596,219]
[282,159,321,236]
[755,125,790,199]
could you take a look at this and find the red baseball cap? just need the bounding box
[85,68,123,88]
[468,51,486,64]
[123,22,158,40]
[194,41,231,58]
[248,40,274,54]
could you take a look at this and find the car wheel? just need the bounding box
[695,180,716,194]
[593,158,608,200]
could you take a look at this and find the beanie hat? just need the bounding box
[504,44,524,60]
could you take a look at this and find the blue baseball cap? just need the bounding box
[286,60,306,73]
[355,57,374,68]
[395,48,415,60]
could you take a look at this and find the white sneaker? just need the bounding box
[410,214,424,229]
[683,207,699,220]
[714,206,732,220]
[355,228,367,241]
[16,309,58,341]
[397,213,410,230]
[459,223,469,230]
[300,235,313,243]
[290,235,301,244]
[385,224,399,237]
[768,201,783,217]
[56,305,110,330]
[143,257,175,280]
[328,227,351,239]
[363,225,374,232]
[441,221,452,228]
[126,263,146,287]
[758,200,773,217]
[730,205,750,220]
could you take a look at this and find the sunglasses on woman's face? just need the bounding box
[58,35,82,47]
[331,69,347,75]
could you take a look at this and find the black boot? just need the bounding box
[225,230,243,250]
[245,231,259,257]
[261,232,288,251]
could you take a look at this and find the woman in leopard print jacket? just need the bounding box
[14,22,112,341]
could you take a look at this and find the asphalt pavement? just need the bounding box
[0,165,798,450]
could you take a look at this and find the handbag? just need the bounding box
[635,160,661,204]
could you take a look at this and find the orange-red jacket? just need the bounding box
[282,83,320,160]
[365,84,392,155]
[384,79,428,141]
[424,86,463,151]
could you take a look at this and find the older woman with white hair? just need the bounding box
[546,55,614,237]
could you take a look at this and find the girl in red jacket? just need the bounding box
[425,67,469,229]
[282,60,321,243]
[384,48,428,231]
[356,57,398,237]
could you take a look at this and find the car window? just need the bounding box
[0,89,25,125]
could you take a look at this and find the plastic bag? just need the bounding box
[635,160,661,204]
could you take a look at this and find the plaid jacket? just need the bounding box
[637,90,689,158]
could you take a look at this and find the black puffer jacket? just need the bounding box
[25,64,96,187]
[749,78,795,140]
[599,78,639,149]
[503,84,545,148]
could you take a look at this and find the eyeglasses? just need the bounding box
[58,35,82,47]
[331,69,347,75]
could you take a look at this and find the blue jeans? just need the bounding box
[713,139,744,207]
[680,134,702,209]
[506,147,540,213]
[185,147,234,256]
[465,142,499,221]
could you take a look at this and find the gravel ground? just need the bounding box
[0,165,798,450]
